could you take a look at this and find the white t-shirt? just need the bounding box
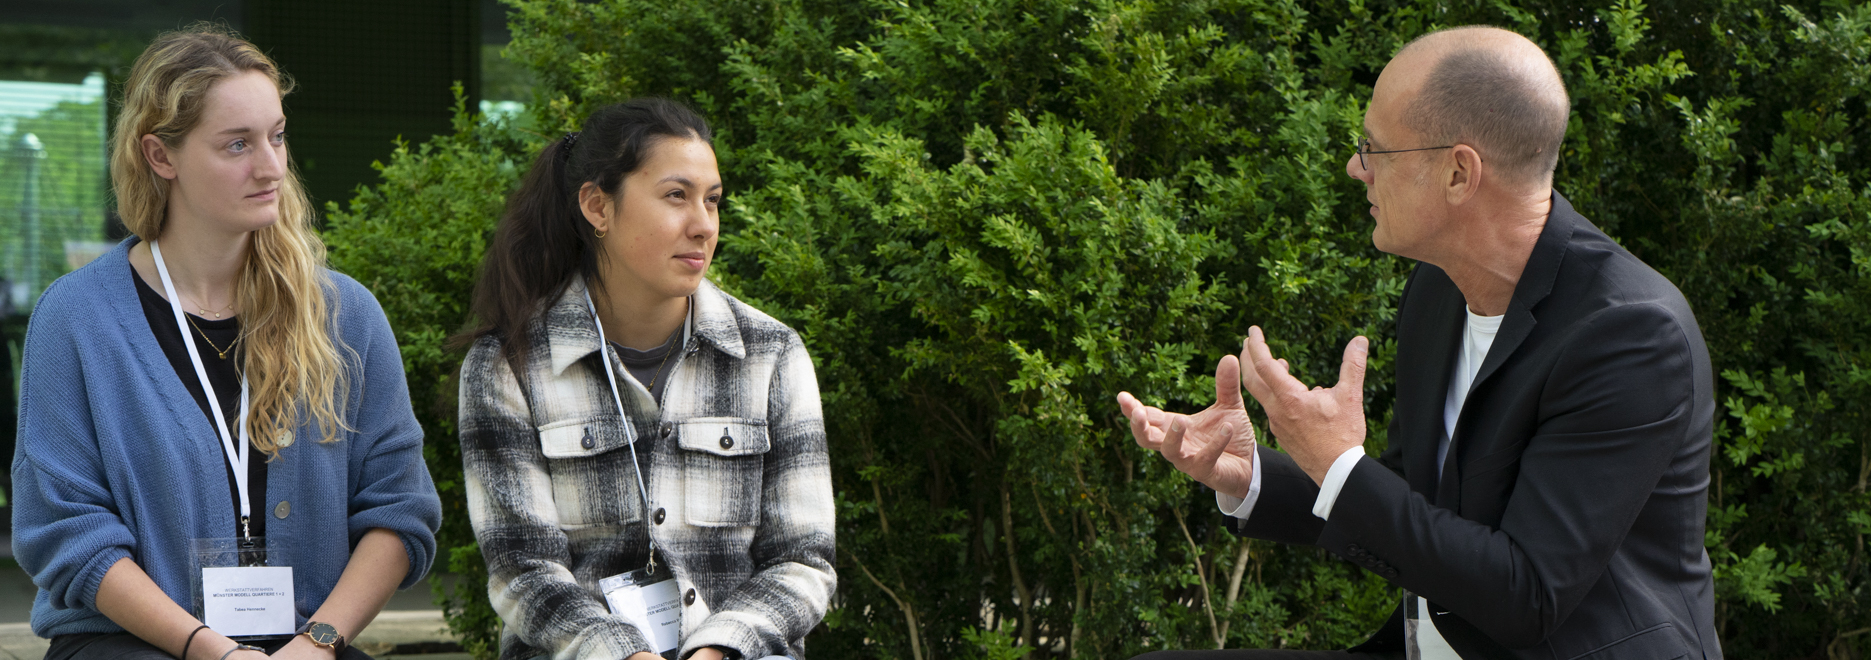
[1412,307,1501,659]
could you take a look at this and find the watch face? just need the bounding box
[307,622,340,645]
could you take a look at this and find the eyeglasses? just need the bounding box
[1355,137,1453,171]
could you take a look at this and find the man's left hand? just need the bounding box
[1240,326,1369,485]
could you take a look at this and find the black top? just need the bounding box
[133,268,267,539]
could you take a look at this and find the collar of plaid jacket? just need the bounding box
[544,274,748,377]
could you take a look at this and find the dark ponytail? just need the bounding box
[458,97,713,361]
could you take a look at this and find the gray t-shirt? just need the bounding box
[611,323,683,405]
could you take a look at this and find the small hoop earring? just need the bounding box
[594,227,607,239]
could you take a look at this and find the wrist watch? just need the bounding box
[299,621,347,655]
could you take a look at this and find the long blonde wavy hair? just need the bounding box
[111,24,348,456]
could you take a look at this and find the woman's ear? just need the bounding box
[578,181,612,234]
[141,134,178,180]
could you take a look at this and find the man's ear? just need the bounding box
[1446,144,1483,206]
[141,134,178,180]
[578,181,612,233]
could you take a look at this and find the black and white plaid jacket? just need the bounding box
[459,276,835,660]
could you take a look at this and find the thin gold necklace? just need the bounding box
[186,315,239,360]
[197,301,235,319]
[645,344,675,391]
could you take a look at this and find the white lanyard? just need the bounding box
[584,288,664,570]
[150,240,254,534]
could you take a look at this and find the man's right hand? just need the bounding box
[1116,353,1260,500]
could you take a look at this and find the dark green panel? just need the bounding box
[242,0,479,213]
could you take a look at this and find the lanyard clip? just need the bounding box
[240,515,252,540]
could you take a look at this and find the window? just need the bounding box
[0,72,108,315]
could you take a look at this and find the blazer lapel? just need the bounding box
[1440,192,1580,507]
[1397,265,1467,499]
[1466,192,1577,399]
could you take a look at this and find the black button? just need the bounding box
[653,508,666,525]
[660,422,674,437]
[1348,543,1363,553]
[581,427,595,449]
[720,435,734,449]
[684,589,696,606]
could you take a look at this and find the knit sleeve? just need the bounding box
[10,280,138,613]
[332,276,442,589]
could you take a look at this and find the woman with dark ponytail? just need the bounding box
[457,99,834,660]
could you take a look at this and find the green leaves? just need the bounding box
[1715,544,1810,614]
[322,0,1871,656]
[322,89,534,658]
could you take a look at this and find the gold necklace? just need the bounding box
[197,300,236,319]
[645,343,675,391]
[186,315,240,360]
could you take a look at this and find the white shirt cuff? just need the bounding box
[1310,446,1368,520]
[1214,440,1262,519]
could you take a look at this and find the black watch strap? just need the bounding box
[299,621,347,654]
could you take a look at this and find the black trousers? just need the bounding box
[46,633,375,660]
[1132,650,1406,659]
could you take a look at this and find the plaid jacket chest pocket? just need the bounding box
[676,418,770,526]
[538,419,644,529]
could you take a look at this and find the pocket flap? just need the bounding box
[677,418,769,456]
[538,418,632,459]
[1568,623,1688,660]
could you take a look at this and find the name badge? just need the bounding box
[601,568,681,656]
[201,566,296,636]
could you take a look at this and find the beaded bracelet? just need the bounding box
[218,643,263,660]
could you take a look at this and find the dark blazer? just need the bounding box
[1229,193,1720,659]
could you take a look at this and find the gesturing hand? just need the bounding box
[1116,354,1260,500]
[1239,326,1369,485]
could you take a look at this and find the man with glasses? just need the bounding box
[1119,26,1719,659]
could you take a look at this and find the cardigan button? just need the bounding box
[277,430,293,448]
[653,508,666,525]
[683,589,696,606]
[273,501,290,519]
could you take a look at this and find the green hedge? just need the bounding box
[321,0,1870,657]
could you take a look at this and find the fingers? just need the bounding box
[1214,355,1244,408]
[1245,326,1304,402]
[1194,421,1232,469]
[1335,336,1369,404]
[1238,335,1271,402]
[1118,392,1161,448]
[1163,417,1189,461]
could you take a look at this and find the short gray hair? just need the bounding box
[1405,39,1570,184]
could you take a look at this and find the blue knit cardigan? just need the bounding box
[10,238,441,638]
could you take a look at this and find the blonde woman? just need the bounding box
[10,26,440,660]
